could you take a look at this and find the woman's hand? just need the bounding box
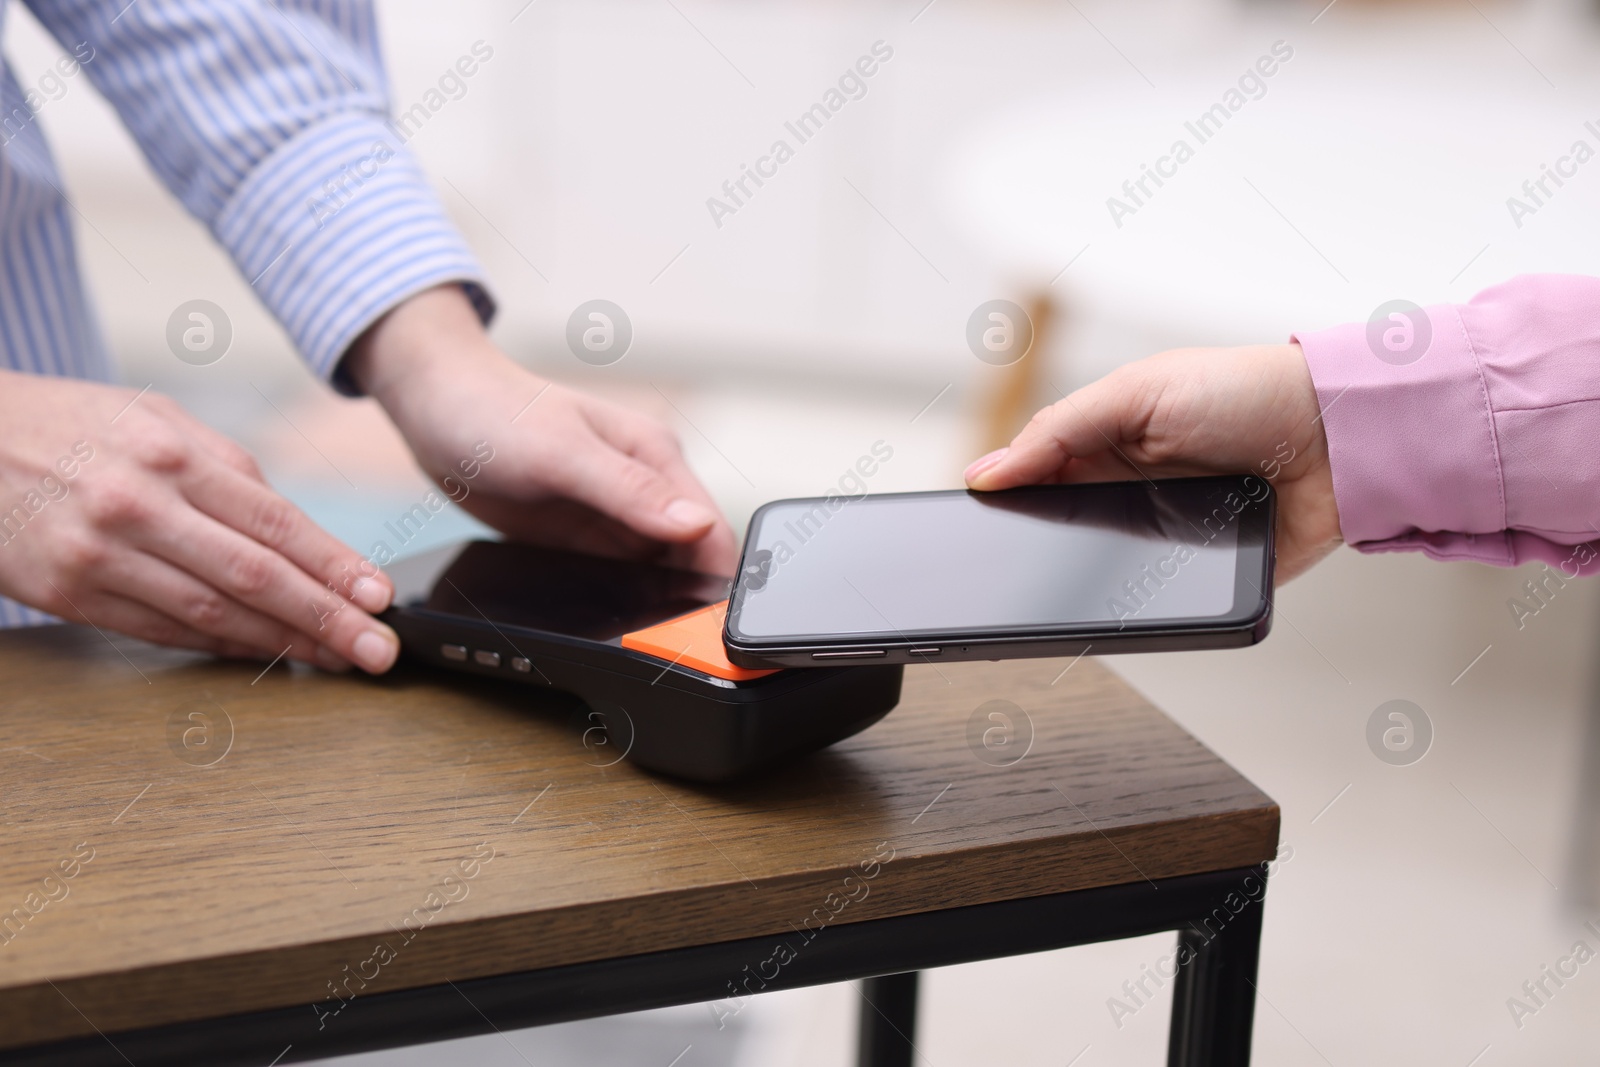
[965,344,1343,582]
[347,286,740,577]
[0,371,399,670]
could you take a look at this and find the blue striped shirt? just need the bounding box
[0,0,494,627]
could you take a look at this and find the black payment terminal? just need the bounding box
[381,540,903,782]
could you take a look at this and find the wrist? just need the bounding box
[345,284,499,414]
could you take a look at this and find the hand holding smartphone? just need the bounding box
[722,475,1274,668]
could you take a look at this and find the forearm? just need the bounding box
[26,0,391,223]
[37,0,495,379]
[1294,274,1600,571]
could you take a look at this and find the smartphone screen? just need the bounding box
[725,476,1272,660]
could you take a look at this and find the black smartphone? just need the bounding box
[722,474,1275,669]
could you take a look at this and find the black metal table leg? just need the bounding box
[1167,884,1265,1067]
[856,971,919,1067]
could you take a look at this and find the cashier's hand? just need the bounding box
[347,285,740,578]
[0,370,397,672]
[964,344,1341,583]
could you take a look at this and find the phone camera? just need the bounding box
[743,549,775,591]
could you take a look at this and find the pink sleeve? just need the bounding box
[1291,274,1600,576]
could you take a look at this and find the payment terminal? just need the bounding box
[382,540,903,782]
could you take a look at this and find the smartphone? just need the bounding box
[722,474,1274,668]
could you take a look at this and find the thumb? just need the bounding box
[967,370,1150,490]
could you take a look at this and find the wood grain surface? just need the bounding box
[0,624,1278,1048]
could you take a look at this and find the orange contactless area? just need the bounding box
[620,600,779,681]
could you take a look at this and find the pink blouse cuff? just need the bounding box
[1292,304,1511,562]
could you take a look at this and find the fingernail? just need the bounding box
[964,448,1008,482]
[351,627,399,674]
[663,498,716,532]
[350,575,392,613]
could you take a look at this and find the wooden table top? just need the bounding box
[0,624,1277,1049]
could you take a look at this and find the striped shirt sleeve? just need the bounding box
[22,0,494,383]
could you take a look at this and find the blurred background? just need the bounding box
[13,0,1600,1062]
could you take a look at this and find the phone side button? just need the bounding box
[907,647,941,656]
[812,650,886,660]
[440,644,468,662]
